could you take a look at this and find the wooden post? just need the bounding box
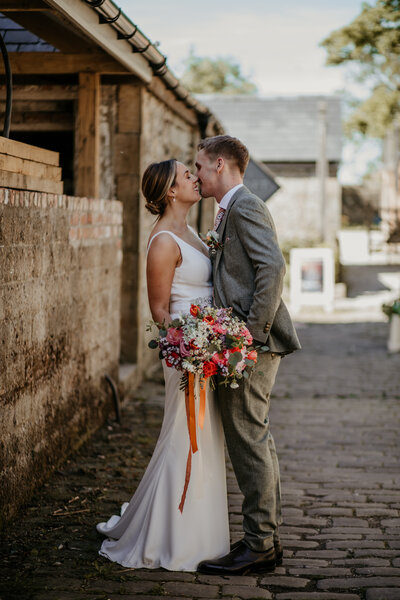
[75,72,100,198]
[316,100,328,243]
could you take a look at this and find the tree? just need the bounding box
[180,49,257,95]
[321,0,400,138]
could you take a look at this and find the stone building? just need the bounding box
[0,0,221,524]
[381,123,400,250]
[198,94,342,248]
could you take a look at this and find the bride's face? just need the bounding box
[172,162,200,204]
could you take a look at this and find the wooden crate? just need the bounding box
[0,136,63,194]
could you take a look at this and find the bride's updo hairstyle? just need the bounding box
[142,159,177,217]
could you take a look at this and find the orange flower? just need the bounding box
[190,304,200,317]
[203,315,215,325]
[247,350,258,363]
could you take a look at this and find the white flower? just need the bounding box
[230,381,239,389]
[182,360,196,373]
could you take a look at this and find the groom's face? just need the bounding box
[195,149,218,199]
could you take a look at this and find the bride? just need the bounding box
[96,159,230,571]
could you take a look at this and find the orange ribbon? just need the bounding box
[178,374,208,513]
[198,377,206,431]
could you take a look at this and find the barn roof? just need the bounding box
[0,14,57,52]
[198,94,342,163]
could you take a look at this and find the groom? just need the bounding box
[195,135,301,576]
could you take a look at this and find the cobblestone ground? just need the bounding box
[1,319,400,600]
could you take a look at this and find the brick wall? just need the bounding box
[0,188,122,525]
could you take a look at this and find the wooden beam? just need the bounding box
[0,0,49,9]
[0,170,63,194]
[0,101,71,112]
[0,111,73,131]
[0,153,62,182]
[3,53,130,75]
[75,72,100,198]
[0,136,59,166]
[0,85,78,101]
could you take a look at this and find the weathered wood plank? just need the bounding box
[0,101,71,112]
[0,153,62,182]
[0,0,49,9]
[75,72,100,198]
[0,85,78,101]
[0,136,59,166]
[0,170,63,194]
[2,53,130,75]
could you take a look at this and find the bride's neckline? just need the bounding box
[150,229,209,260]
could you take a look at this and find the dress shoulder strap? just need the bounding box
[147,230,181,253]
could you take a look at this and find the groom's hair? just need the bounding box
[198,135,249,175]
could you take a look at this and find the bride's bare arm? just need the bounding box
[147,234,181,325]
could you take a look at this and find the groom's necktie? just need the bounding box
[213,207,225,231]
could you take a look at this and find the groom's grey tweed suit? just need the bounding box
[212,185,301,552]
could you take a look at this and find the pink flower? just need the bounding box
[212,352,227,366]
[213,323,227,335]
[166,327,183,345]
[179,339,191,357]
[242,326,253,344]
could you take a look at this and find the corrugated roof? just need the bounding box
[197,95,342,162]
[0,13,58,52]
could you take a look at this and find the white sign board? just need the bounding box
[290,248,335,313]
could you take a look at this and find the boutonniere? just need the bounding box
[200,230,224,254]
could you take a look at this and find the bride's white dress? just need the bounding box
[96,230,230,571]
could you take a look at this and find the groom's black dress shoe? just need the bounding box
[197,541,276,575]
[230,538,283,565]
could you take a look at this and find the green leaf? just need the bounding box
[159,329,167,337]
[171,318,182,327]
[225,334,239,349]
[228,352,242,366]
[207,343,220,354]
[148,340,158,349]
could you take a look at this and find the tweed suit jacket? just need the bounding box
[212,185,301,354]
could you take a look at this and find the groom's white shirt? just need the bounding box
[219,184,243,210]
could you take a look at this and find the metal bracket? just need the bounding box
[99,8,121,24]
[132,42,151,54]
[117,27,138,40]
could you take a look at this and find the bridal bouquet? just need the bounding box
[148,301,259,389]
[148,301,265,512]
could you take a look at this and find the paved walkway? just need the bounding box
[1,316,400,600]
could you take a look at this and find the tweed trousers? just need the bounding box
[217,351,282,552]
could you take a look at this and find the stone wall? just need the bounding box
[267,176,341,248]
[0,188,122,525]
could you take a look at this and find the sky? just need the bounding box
[116,0,382,183]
